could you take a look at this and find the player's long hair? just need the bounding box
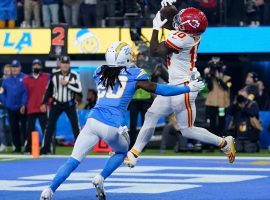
[97,65,127,90]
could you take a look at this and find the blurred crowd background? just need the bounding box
[0,0,269,155]
[0,54,269,154]
[0,0,270,28]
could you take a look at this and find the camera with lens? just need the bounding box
[208,57,225,76]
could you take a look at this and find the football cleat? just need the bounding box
[124,151,138,168]
[92,175,106,200]
[221,136,236,163]
[40,188,53,200]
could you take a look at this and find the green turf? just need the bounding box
[0,146,269,157]
[55,147,270,157]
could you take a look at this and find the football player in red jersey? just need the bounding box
[125,3,236,167]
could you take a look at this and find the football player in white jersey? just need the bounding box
[124,3,236,167]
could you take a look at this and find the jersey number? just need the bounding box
[173,32,186,38]
[98,76,128,99]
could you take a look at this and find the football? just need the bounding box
[160,5,178,30]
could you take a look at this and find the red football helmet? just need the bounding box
[173,7,208,36]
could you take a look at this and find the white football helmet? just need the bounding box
[105,41,132,67]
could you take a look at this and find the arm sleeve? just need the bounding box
[67,73,82,93]
[155,83,190,96]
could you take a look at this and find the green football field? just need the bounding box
[0,146,269,157]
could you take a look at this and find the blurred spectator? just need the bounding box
[75,93,86,110]
[227,90,262,153]
[128,53,153,147]
[160,112,203,153]
[257,80,268,110]
[204,57,231,137]
[16,0,24,27]
[147,0,161,14]
[0,65,11,152]
[198,0,218,25]
[42,0,60,28]
[243,72,259,101]
[97,0,115,27]
[244,0,265,25]
[0,60,27,153]
[160,114,181,153]
[0,0,17,28]
[226,0,246,25]
[24,0,41,27]
[123,0,142,27]
[62,0,82,27]
[23,60,50,154]
[41,56,82,155]
[80,0,97,27]
[85,89,97,109]
[262,0,270,25]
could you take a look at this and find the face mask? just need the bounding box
[33,68,42,74]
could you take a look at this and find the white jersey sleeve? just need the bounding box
[165,30,195,51]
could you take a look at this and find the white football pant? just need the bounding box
[71,118,129,162]
[133,91,224,152]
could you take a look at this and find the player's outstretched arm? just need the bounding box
[150,12,175,57]
[136,80,205,96]
[150,31,174,57]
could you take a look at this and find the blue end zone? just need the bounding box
[0,156,270,200]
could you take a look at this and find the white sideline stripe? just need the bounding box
[21,172,268,181]
[0,158,16,161]
[114,167,270,172]
[1,154,270,160]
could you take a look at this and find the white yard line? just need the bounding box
[0,158,17,162]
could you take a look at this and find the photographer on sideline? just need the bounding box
[227,90,262,153]
[204,57,231,138]
[243,72,259,101]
